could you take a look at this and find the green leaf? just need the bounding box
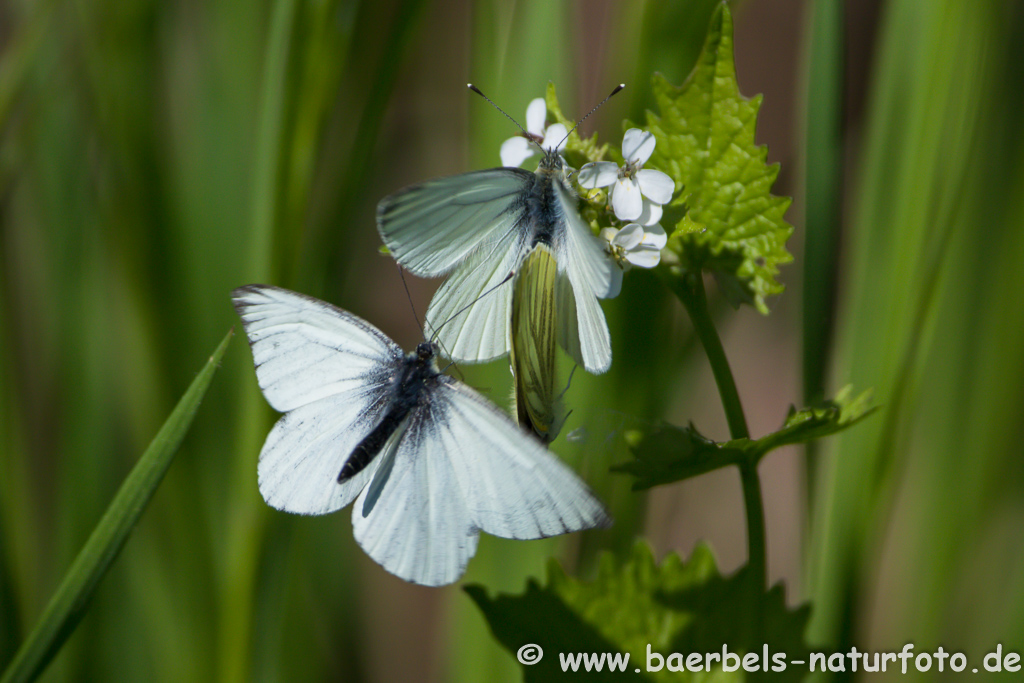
[467,542,810,682]
[639,4,793,313]
[745,385,876,455]
[0,331,233,683]
[612,422,748,491]
[615,387,875,491]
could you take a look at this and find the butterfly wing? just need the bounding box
[351,406,479,587]
[232,285,404,515]
[350,373,609,587]
[553,179,621,374]
[422,227,522,362]
[377,168,533,277]
[437,378,610,539]
[378,168,534,362]
[511,244,562,443]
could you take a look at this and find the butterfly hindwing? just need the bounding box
[422,225,523,363]
[511,244,561,442]
[352,405,479,587]
[553,180,620,374]
[436,378,610,538]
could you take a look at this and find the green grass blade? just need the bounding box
[801,0,846,522]
[0,331,233,683]
[801,0,844,406]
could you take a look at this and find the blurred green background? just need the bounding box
[2,0,1023,681]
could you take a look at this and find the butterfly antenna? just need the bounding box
[430,270,515,344]
[397,265,424,332]
[556,364,578,401]
[558,83,625,148]
[467,84,546,153]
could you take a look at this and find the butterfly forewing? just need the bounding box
[233,285,405,514]
[377,168,533,277]
[553,180,620,374]
[232,285,404,412]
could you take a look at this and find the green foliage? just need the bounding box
[614,387,875,491]
[0,332,232,683]
[639,4,793,313]
[467,542,810,682]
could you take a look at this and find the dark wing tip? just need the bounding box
[231,283,274,316]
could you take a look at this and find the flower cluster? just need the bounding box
[501,100,674,271]
[579,129,673,228]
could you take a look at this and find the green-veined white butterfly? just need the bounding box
[232,284,609,586]
[377,85,625,441]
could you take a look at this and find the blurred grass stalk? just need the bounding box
[0,332,231,683]
[807,0,1024,672]
[219,1,297,681]
[800,0,844,516]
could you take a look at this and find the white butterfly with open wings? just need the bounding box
[233,284,610,586]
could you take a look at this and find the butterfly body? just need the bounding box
[339,342,439,483]
[522,154,567,248]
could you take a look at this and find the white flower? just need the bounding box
[600,223,667,269]
[578,128,674,225]
[500,98,568,167]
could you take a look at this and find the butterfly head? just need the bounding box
[538,149,564,173]
[415,341,438,366]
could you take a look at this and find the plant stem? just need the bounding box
[739,460,767,592]
[664,269,766,592]
[668,271,749,439]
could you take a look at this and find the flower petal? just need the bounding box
[636,168,674,204]
[611,177,643,221]
[578,161,618,189]
[638,199,662,226]
[613,223,644,249]
[599,227,619,244]
[622,128,656,165]
[542,123,568,152]
[525,98,547,136]
[500,136,535,167]
[626,247,661,268]
[642,223,667,249]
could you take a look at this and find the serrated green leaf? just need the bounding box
[638,4,793,313]
[744,385,875,456]
[611,422,747,490]
[467,542,810,682]
[615,387,875,490]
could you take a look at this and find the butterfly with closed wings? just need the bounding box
[232,284,610,587]
[377,85,626,443]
